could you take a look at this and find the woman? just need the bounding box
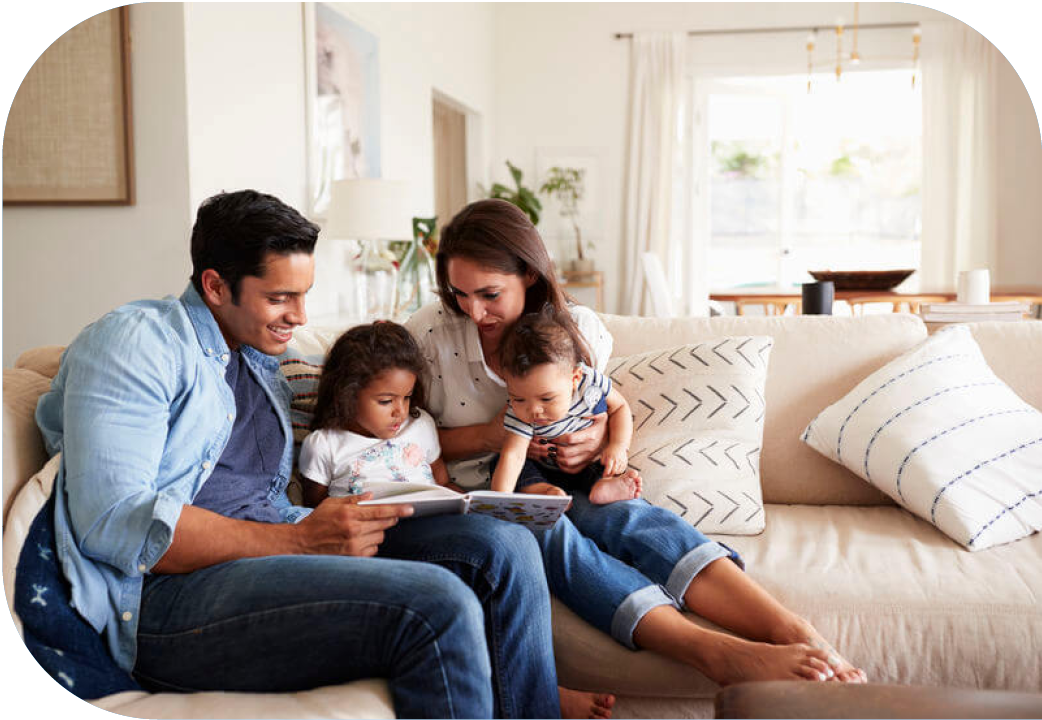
[404,199,866,686]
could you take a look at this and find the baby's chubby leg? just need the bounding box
[518,481,569,498]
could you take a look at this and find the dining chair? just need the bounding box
[735,295,802,316]
[847,294,949,315]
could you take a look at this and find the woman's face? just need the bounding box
[446,257,533,347]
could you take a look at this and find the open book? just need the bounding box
[358,481,570,528]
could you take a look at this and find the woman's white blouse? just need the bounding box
[404,301,613,490]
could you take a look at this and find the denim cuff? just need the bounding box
[666,541,744,609]
[610,584,678,650]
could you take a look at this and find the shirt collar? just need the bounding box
[181,283,231,363]
[463,316,507,388]
[178,283,280,373]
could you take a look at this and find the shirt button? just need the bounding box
[205,348,213,355]
[227,413,234,421]
[122,611,133,622]
[221,353,229,362]
[137,563,147,573]
[202,461,212,470]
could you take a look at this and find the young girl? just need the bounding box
[491,308,643,505]
[299,321,451,506]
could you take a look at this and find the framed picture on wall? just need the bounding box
[303,2,382,217]
[3,6,134,205]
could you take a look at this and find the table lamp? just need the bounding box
[326,179,412,322]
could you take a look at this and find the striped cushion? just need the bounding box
[802,325,1042,551]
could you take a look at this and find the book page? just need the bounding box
[361,481,459,500]
[359,488,467,518]
[465,491,571,527]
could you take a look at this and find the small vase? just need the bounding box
[571,258,596,274]
[395,233,436,317]
[352,239,398,321]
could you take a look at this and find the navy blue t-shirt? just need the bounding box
[191,349,283,523]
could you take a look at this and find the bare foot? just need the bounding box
[589,469,642,504]
[801,633,868,683]
[704,635,837,686]
[559,686,615,719]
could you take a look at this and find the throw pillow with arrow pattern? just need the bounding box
[606,336,773,534]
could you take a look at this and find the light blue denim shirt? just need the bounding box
[35,284,311,672]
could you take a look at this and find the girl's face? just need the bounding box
[348,368,417,439]
[504,362,582,426]
[446,257,535,347]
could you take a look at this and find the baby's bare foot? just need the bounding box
[589,470,641,504]
[559,686,615,719]
[706,637,835,686]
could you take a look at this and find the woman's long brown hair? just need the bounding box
[435,198,592,360]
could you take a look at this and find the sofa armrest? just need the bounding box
[3,368,53,527]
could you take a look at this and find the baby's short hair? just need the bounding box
[498,306,590,378]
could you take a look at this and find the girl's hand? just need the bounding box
[600,442,629,478]
[550,413,609,473]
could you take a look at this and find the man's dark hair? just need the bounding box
[190,190,320,301]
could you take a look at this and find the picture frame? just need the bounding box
[3,7,134,206]
[303,2,382,218]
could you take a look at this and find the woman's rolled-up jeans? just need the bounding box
[506,457,744,649]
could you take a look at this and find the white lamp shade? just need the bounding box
[326,179,412,241]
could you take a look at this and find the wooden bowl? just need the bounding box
[808,269,916,291]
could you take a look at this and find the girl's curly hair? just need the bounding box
[310,321,428,432]
[498,305,591,378]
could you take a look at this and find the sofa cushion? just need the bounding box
[600,314,927,505]
[3,368,53,527]
[606,338,773,534]
[553,503,1042,698]
[90,680,395,718]
[801,325,1042,550]
[13,345,64,379]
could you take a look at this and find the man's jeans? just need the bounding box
[133,514,559,719]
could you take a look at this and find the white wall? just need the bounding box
[995,54,1042,286]
[2,3,192,367]
[2,2,496,363]
[492,2,1042,312]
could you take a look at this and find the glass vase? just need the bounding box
[394,234,436,318]
[351,239,398,322]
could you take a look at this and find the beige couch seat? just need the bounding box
[4,315,1041,719]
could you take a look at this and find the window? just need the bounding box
[699,70,922,290]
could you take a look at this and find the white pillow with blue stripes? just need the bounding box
[802,325,1042,551]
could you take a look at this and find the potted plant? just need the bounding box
[486,161,542,226]
[540,166,592,272]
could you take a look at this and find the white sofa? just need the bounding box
[5,314,1041,718]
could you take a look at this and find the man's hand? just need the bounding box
[550,413,609,473]
[296,494,414,557]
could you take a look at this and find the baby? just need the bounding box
[491,308,642,504]
[298,321,450,505]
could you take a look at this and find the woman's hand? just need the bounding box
[550,413,609,473]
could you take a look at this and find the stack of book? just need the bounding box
[919,301,1031,323]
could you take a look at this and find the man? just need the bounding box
[32,190,562,718]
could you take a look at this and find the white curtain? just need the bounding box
[919,20,1000,291]
[620,33,688,315]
